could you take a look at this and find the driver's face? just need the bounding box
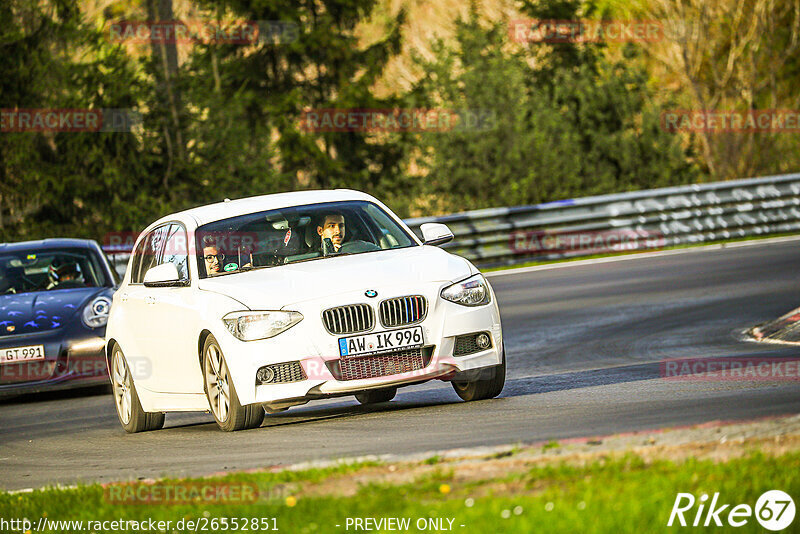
[317,215,345,250]
[203,246,221,273]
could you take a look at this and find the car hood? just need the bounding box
[0,287,107,337]
[197,245,474,309]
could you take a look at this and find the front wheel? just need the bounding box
[110,345,165,433]
[203,335,264,432]
[355,387,397,405]
[452,350,506,401]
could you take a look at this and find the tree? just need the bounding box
[0,0,152,241]
[185,0,409,198]
[408,2,699,213]
[637,0,800,180]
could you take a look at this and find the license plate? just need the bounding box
[339,326,424,358]
[1,345,46,365]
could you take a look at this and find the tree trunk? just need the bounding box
[145,0,184,190]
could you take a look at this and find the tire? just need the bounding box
[202,334,264,432]
[110,344,165,433]
[452,350,506,401]
[355,387,397,405]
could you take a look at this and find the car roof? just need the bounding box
[0,238,97,252]
[150,189,378,228]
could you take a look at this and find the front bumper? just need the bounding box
[215,284,503,408]
[0,331,108,397]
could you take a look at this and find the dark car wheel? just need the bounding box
[202,334,264,432]
[355,387,397,405]
[452,350,506,401]
[111,345,165,433]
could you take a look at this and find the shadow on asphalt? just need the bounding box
[501,362,663,397]
[502,351,800,398]
[0,383,111,405]
[6,352,799,437]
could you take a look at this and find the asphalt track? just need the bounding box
[2,239,800,491]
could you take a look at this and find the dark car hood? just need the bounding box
[0,288,105,337]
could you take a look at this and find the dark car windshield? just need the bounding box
[0,248,110,295]
[196,200,418,278]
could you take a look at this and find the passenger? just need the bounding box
[202,236,223,275]
[202,235,252,274]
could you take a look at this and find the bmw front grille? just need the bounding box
[322,303,375,335]
[379,295,427,328]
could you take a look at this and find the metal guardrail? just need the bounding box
[105,173,800,276]
[404,173,800,267]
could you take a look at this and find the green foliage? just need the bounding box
[3,451,798,533]
[0,0,706,242]
[0,0,164,241]
[185,0,409,195]
[408,2,700,213]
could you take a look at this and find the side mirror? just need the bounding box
[420,223,454,246]
[143,263,187,287]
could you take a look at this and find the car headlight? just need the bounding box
[82,296,112,328]
[223,311,303,341]
[441,274,491,306]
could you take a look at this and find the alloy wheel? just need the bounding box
[112,349,132,425]
[204,343,230,422]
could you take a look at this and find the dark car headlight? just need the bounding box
[82,296,112,328]
[441,274,491,306]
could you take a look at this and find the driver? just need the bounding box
[48,262,84,289]
[316,212,345,253]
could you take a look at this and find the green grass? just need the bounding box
[2,451,797,533]
[483,232,800,273]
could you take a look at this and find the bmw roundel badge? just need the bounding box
[365,289,378,298]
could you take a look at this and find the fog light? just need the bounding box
[476,333,491,349]
[257,367,275,384]
[256,361,307,385]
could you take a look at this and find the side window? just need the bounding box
[130,226,170,284]
[129,233,149,284]
[363,203,415,248]
[162,224,189,280]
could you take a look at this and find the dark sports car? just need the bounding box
[0,238,118,396]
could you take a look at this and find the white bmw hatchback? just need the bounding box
[106,190,504,432]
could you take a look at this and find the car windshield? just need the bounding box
[196,200,418,278]
[0,248,109,294]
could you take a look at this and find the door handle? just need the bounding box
[145,296,157,305]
